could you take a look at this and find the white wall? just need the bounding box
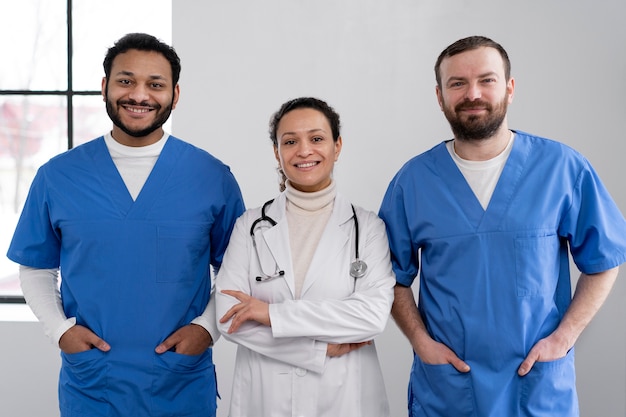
[1,1,624,416]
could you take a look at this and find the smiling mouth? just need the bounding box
[296,162,319,168]
[124,106,154,114]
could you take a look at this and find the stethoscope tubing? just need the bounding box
[250,199,367,281]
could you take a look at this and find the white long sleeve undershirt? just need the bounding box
[18,132,219,345]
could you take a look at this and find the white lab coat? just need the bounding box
[216,192,394,417]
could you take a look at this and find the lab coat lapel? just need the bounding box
[260,194,297,297]
[299,194,352,298]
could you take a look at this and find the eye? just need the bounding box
[448,81,465,88]
[118,79,132,86]
[151,82,165,89]
[283,139,296,146]
[312,136,324,142]
[481,78,496,84]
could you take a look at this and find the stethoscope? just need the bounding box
[250,199,368,282]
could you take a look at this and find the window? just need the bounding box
[0,0,172,302]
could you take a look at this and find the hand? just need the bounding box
[518,333,568,376]
[219,289,270,333]
[327,341,372,357]
[59,324,110,354]
[155,324,213,355]
[416,337,470,373]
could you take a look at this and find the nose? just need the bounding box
[128,84,150,103]
[296,141,313,156]
[465,82,482,101]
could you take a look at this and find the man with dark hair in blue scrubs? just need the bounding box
[7,33,245,417]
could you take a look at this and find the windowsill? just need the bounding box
[0,303,37,322]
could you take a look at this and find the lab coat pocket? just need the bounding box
[59,349,109,414]
[520,349,578,416]
[156,223,211,282]
[152,350,217,415]
[410,360,475,416]
[515,234,560,297]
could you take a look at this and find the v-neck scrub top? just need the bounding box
[379,131,626,416]
[8,135,245,417]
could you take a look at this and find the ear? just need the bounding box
[334,136,343,161]
[273,145,280,163]
[506,77,515,104]
[101,77,107,102]
[171,84,181,110]
[435,85,444,111]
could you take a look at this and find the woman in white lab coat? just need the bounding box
[215,97,394,417]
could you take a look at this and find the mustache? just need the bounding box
[118,99,160,109]
[455,100,491,112]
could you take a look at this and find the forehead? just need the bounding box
[110,49,172,80]
[440,46,505,80]
[278,108,330,133]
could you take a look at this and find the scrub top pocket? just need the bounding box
[151,350,217,416]
[59,349,110,415]
[409,359,475,417]
[519,349,578,416]
[156,223,211,283]
[515,234,560,297]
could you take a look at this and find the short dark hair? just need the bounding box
[103,33,181,85]
[269,97,341,146]
[434,36,511,87]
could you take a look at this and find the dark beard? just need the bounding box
[444,98,507,141]
[105,97,173,138]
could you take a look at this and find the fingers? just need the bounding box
[90,335,111,352]
[327,341,373,357]
[449,356,470,373]
[155,340,174,354]
[59,325,110,354]
[518,352,538,376]
[220,289,248,301]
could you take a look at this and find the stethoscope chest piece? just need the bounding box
[350,259,367,278]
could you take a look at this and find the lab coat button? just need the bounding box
[295,367,307,377]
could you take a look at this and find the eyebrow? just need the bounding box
[114,70,167,80]
[446,71,499,84]
[280,128,327,139]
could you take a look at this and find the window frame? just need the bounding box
[0,0,101,303]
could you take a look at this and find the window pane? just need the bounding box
[0,0,67,91]
[72,0,172,91]
[0,95,68,297]
[72,95,112,146]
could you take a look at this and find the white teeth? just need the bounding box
[297,162,317,168]
[127,107,151,113]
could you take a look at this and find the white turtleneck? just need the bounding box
[285,180,336,299]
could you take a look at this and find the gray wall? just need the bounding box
[1,1,624,416]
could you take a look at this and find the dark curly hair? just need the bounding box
[103,33,181,88]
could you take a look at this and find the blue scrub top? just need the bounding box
[8,136,245,417]
[379,131,626,417]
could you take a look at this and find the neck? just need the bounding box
[110,127,165,147]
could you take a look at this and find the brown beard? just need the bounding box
[443,95,508,141]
